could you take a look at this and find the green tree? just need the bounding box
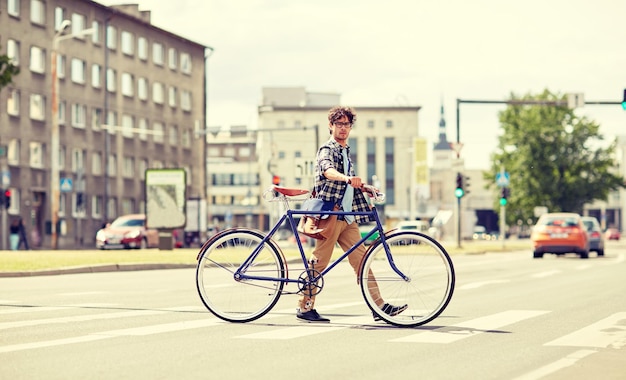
[486,89,625,225]
[0,46,20,92]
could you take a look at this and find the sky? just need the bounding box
[100,0,626,169]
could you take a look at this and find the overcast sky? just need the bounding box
[100,0,626,169]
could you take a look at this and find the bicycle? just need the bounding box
[195,185,455,327]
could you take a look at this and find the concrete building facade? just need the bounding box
[0,0,207,248]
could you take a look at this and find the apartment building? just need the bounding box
[0,0,207,248]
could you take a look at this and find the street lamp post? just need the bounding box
[50,20,94,249]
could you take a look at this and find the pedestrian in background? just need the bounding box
[9,219,20,251]
[18,218,29,250]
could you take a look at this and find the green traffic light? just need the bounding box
[622,101,626,110]
[499,197,507,206]
[455,188,464,198]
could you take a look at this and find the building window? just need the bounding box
[106,111,117,135]
[71,148,85,173]
[137,37,147,60]
[29,46,45,73]
[367,120,375,128]
[168,86,177,107]
[153,122,164,143]
[92,64,101,88]
[71,103,86,128]
[92,21,101,44]
[182,129,191,148]
[106,68,116,92]
[58,100,66,125]
[152,43,163,65]
[168,48,177,70]
[30,0,45,25]
[153,82,164,104]
[121,114,134,138]
[123,156,134,178]
[169,125,178,145]
[180,52,191,74]
[71,13,86,38]
[367,137,376,184]
[29,94,45,120]
[107,154,117,176]
[7,39,20,66]
[121,31,134,55]
[54,7,65,31]
[386,120,393,128]
[181,90,191,111]
[121,72,134,97]
[8,0,20,17]
[91,195,102,219]
[92,152,102,175]
[57,54,66,78]
[385,137,395,204]
[92,108,103,130]
[137,77,148,100]
[106,25,117,50]
[138,118,148,140]
[7,89,20,116]
[7,139,20,165]
[71,58,86,84]
[139,159,148,179]
[29,141,44,168]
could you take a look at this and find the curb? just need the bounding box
[0,263,197,278]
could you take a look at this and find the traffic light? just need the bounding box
[3,188,10,209]
[454,172,464,198]
[499,187,510,206]
[272,175,281,186]
[463,174,471,195]
[622,89,626,110]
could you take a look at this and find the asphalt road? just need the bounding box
[1,245,625,380]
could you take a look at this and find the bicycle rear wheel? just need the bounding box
[360,231,455,327]
[196,229,285,323]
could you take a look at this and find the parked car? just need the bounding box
[395,220,430,234]
[605,227,621,241]
[96,214,159,249]
[530,212,589,259]
[472,226,488,240]
[581,216,605,257]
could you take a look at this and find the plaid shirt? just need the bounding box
[314,138,373,224]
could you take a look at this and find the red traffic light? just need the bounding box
[4,189,10,197]
[272,175,281,186]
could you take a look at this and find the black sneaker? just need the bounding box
[297,309,330,323]
[373,303,408,321]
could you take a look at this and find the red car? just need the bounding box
[605,228,621,241]
[96,214,159,249]
[531,212,589,259]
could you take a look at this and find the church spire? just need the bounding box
[434,100,451,150]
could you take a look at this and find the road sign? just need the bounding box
[496,172,510,187]
[60,178,73,192]
[1,171,10,187]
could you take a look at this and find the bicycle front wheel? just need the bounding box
[360,231,455,327]
[196,229,285,323]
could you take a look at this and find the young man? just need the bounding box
[296,106,407,322]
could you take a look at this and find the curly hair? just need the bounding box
[327,106,357,125]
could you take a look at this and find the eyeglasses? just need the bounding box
[334,122,352,129]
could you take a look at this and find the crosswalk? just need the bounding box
[1,301,625,353]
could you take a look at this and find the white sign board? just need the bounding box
[145,168,187,229]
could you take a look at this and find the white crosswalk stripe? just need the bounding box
[391,310,550,343]
[545,312,626,349]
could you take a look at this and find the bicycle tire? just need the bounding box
[196,229,286,323]
[359,231,455,327]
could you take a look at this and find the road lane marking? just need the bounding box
[391,310,550,343]
[545,312,626,348]
[457,279,510,290]
[0,318,222,354]
[0,306,201,330]
[0,303,118,315]
[512,349,597,380]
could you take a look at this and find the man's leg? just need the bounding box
[336,223,384,307]
[297,220,347,312]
